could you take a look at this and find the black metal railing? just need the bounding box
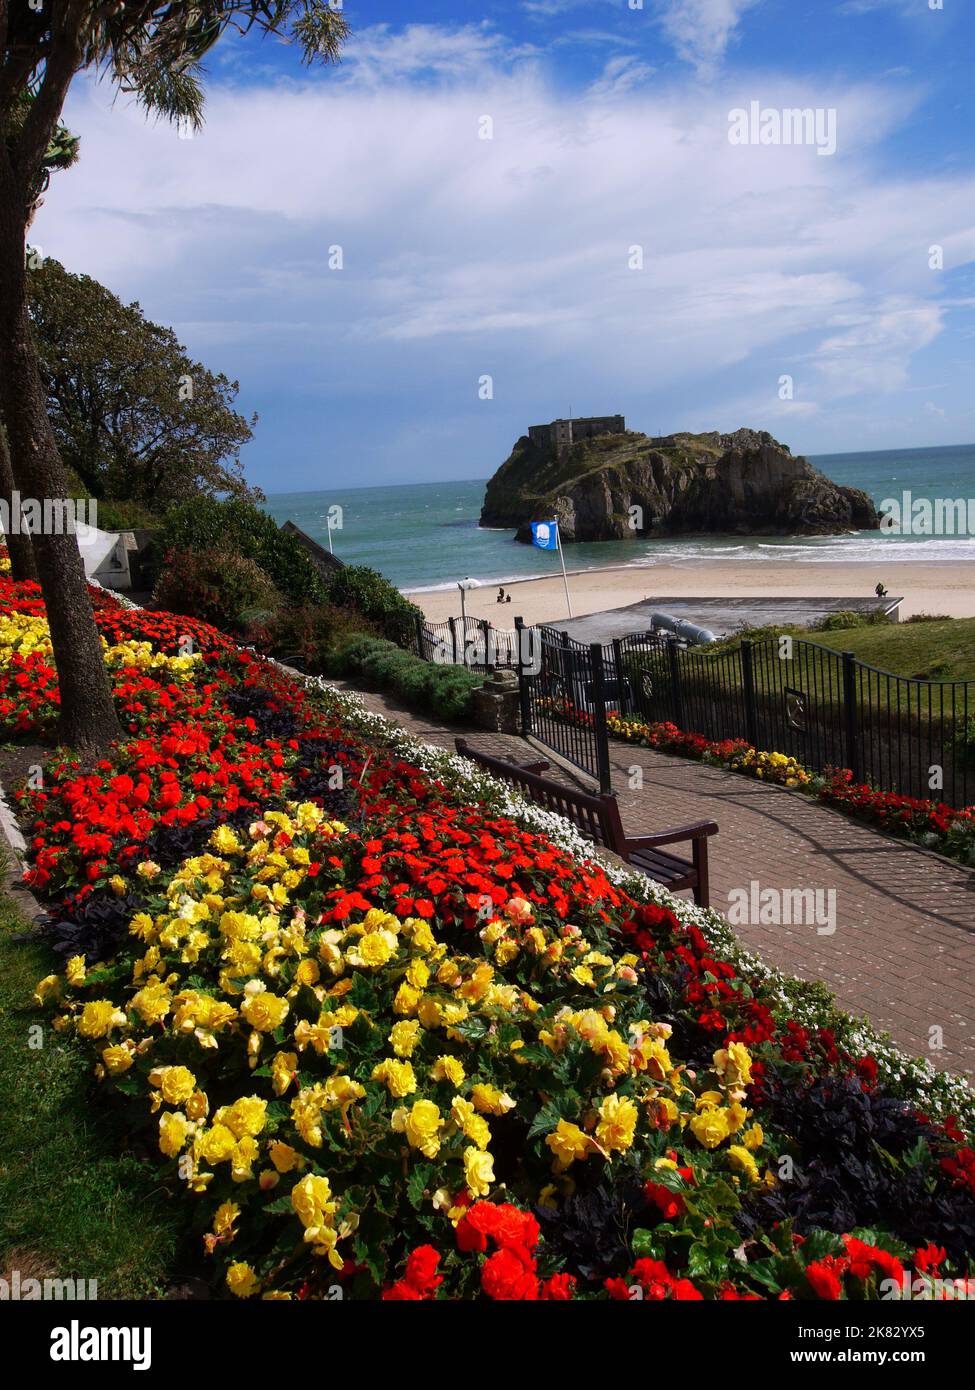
[604,631,975,806]
[410,615,520,674]
[517,623,612,791]
[414,609,975,806]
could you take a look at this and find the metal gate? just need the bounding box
[517,625,613,792]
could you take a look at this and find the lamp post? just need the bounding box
[457,577,480,625]
[457,577,481,666]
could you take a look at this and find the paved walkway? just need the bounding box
[329,681,975,1079]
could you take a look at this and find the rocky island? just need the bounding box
[480,419,879,543]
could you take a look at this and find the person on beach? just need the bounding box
[497,587,506,603]
[875,582,888,598]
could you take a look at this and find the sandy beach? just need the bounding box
[407,560,975,627]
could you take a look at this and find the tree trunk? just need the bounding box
[0,418,38,581]
[0,164,121,756]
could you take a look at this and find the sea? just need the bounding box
[262,443,975,593]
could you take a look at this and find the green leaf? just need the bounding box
[407,1162,434,1210]
[526,1101,566,1142]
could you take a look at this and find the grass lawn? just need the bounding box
[0,871,184,1298]
[705,616,975,683]
[796,617,975,683]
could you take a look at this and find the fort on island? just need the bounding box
[527,414,625,452]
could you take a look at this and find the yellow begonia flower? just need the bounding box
[226,1262,260,1298]
[65,955,86,987]
[159,1110,191,1158]
[431,1055,465,1087]
[240,982,289,1033]
[33,975,60,1005]
[101,1044,134,1076]
[78,999,126,1039]
[372,1058,417,1098]
[451,1097,491,1151]
[463,1145,495,1198]
[546,1119,592,1171]
[148,1065,197,1106]
[470,1084,515,1115]
[392,1099,442,1158]
[728,1145,760,1183]
[689,1107,732,1150]
[272,1051,299,1096]
[389,1020,421,1057]
[596,1093,638,1155]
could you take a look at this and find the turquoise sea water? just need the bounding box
[262,443,975,592]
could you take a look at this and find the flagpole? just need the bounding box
[556,523,572,617]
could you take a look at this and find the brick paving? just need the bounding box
[329,680,975,1079]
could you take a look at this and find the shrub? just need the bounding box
[159,497,325,605]
[246,604,376,673]
[323,563,423,647]
[811,610,888,633]
[152,548,280,633]
[329,633,480,720]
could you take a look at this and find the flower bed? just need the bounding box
[608,713,975,866]
[1,569,974,1300]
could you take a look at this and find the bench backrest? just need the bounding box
[455,738,627,853]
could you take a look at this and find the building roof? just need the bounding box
[281,520,345,575]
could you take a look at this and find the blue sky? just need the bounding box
[34,0,975,492]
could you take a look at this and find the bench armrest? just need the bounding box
[623,820,718,851]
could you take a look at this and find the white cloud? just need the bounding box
[31,24,975,480]
[655,0,762,77]
[587,54,656,99]
[808,302,943,395]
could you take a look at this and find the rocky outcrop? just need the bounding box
[479,427,879,543]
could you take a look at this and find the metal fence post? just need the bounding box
[450,616,463,666]
[413,613,426,660]
[480,618,493,672]
[612,638,628,718]
[842,651,861,782]
[741,639,759,748]
[666,637,685,729]
[589,643,613,793]
[514,615,533,735]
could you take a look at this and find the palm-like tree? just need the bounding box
[0,3,348,753]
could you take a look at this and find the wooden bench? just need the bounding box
[455,738,717,908]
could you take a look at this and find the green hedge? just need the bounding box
[328,633,481,722]
[323,563,422,647]
[159,498,325,605]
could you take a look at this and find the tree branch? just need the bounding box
[12,2,87,193]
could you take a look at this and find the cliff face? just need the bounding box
[480,428,879,543]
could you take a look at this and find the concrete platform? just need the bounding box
[545,595,902,644]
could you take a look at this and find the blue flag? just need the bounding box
[530,520,559,550]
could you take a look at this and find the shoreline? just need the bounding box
[406,558,975,626]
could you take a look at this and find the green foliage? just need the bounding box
[329,634,481,721]
[153,547,281,633]
[0,885,181,1295]
[247,603,376,673]
[160,498,325,605]
[158,503,423,663]
[89,498,160,532]
[28,259,258,512]
[323,564,423,647]
[4,6,349,134]
[810,609,888,633]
